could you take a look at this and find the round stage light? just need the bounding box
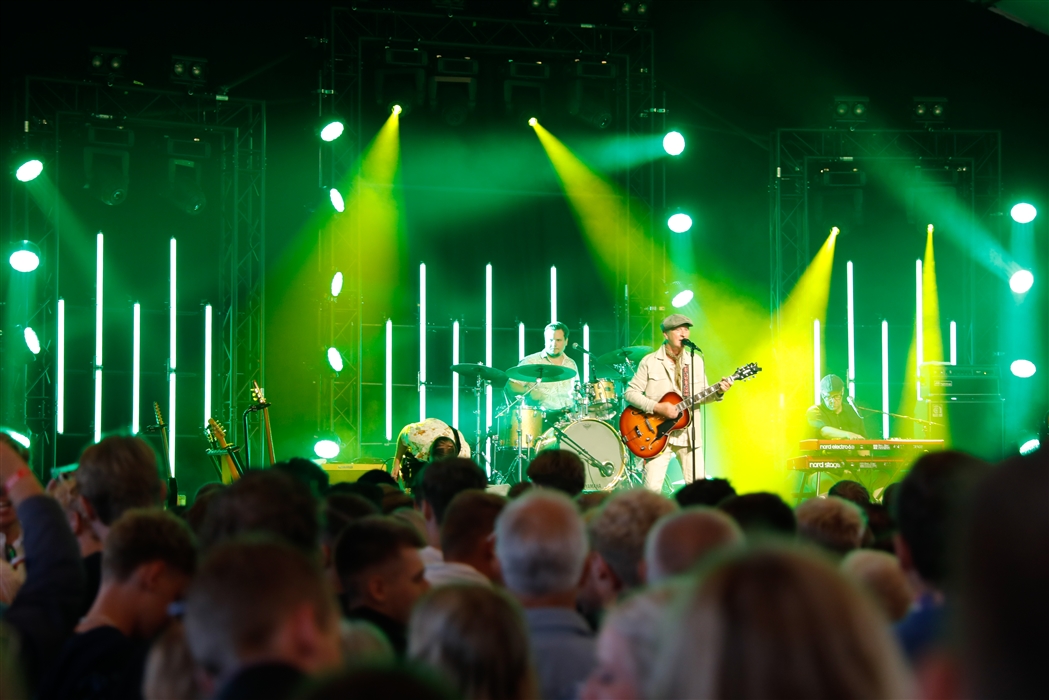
[329,187,345,213]
[15,159,43,183]
[1019,438,1040,456]
[24,327,41,355]
[9,241,41,273]
[528,117,538,127]
[391,104,403,116]
[327,347,344,373]
[313,438,341,460]
[671,289,694,308]
[331,271,344,298]
[1010,359,1037,378]
[667,213,693,233]
[1010,202,1037,224]
[320,120,345,142]
[663,131,685,156]
[1010,269,1034,294]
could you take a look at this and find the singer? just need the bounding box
[624,313,734,492]
[807,374,866,439]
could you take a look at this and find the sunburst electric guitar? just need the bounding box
[618,362,762,459]
[206,418,243,484]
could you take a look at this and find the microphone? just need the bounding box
[571,342,591,354]
[682,338,703,353]
[847,395,862,413]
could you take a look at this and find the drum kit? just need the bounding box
[450,345,652,491]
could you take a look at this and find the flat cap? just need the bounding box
[661,314,694,332]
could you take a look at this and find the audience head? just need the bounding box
[273,457,330,498]
[143,621,204,700]
[828,479,870,506]
[588,489,678,590]
[357,469,400,489]
[576,491,611,513]
[409,585,537,700]
[644,507,743,584]
[428,436,459,462]
[101,509,197,638]
[506,481,535,500]
[674,478,736,508]
[495,490,587,601]
[328,481,384,509]
[335,516,428,622]
[391,507,428,541]
[795,496,866,557]
[650,547,911,699]
[841,550,913,622]
[718,492,796,537]
[183,484,224,537]
[297,662,458,700]
[337,619,394,665]
[46,474,101,553]
[381,486,414,514]
[440,490,507,581]
[199,470,320,555]
[76,435,164,529]
[861,502,896,553]
[881,481,901,509]
[184,537,342,680]
[324,493,381,544]
[527,449,586,497]
[893,450,990,589]
[420,458,488,526]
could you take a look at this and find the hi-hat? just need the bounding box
[450,363,507,384]
[506,364,577,382]
[596,346,652,365]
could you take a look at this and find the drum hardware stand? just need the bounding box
[504,384,539,483]
[551,425,615,479]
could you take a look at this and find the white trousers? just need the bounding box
[643,441,704,492]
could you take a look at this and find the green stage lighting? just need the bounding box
[1010,359,1036,378]
[671,287,694,308]
[1010,269,1034,294]
[668,212,692,233]
[313,436,341,460]
[15,158,43,182]
[528,117,538,126]
[0,428,30,450]
[329,187,345,213]
[327,347,344,373]
[319,119,345,142]
[391,104,403,115]
[1011,202,1037,224]
[9,241,41,272]
[331,271,344,298]
[1019,438,1040,456]
[24,327,41,355]
[663,131,685,156]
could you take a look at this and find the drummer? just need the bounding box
[507,322,579,423]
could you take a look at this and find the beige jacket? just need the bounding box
[624,344,720,447]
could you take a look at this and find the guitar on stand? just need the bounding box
[151,402,178,508]
[206,418,244,485]
[619,362,762,459]
[251,381,276,467]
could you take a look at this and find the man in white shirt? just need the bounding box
[507,322,579,416]
[624,314,733,492]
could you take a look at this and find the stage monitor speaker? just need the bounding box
[920,397,1004,462]
[321,462,386,485]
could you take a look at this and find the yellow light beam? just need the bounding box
[900,226,946,437]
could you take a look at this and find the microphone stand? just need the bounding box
[849,401,946,434]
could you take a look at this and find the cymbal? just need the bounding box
[596,346,652,365]
[506,364,577,383]
[450,363,507,384]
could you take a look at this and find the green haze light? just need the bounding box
[1010,203,1037,224]
[663,131,685,156]
[331,271,344,297]
[15,159,43,182]
[329,187,345,213]
[1010,269,1034,294]
[671,289,694,308]
[313,438,340,460]
[327,347,344,373]
[319,120,345,142]
[667,212,692,233]
[24,327,41,355]
[528,117,538,127]
[1019,438,1040,456]
[1010,359,1036,378]
[9,241,40,272]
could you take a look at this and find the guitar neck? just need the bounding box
[262,408,275,466]
[680,374,735,411]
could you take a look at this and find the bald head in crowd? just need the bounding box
[644,507,743,584]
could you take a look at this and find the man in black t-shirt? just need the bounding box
[806,374,866,439]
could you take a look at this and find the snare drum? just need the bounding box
[499,406,546,450]
[586,379,619,420]
[533,419,626,491]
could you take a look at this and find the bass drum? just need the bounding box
[533,419,626,491]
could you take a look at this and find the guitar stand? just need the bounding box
[206,445,245,479]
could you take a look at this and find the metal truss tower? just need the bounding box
[324,7,659,459]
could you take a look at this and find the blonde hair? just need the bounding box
[143,621,204,700]
[649,546,913,699]
[795,496,866,556]
[841,550,914,622]
[408,584,538,700]
[588,489,678,589]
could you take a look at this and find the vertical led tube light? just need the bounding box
[518,322,525,361]
[847,261,856,399]
[169,237,177,474]
[550,266,557,324]
[452,320,460,429]
[168,373,176,476]
[882,321,890,439]
[385,319,393,442]
[204,304,213,427]
[419,263,427,422]
[132,303,141,434]
[57,298,65,434]
[583,324,590,384]
[485,264,493,471]
[915,259,923,390]
[949,320,957,366]
[94,233,104,443]
[813,319,821,406]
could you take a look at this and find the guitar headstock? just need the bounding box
[207,418,230,448]
[153,401,165,427]
[732,362,762,381]
[251,380,267,405]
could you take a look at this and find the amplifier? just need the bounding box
[321,462,386,485]
[921,364,999,397]
[919,397,1005,462]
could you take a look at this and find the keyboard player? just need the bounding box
[807,374,866,440]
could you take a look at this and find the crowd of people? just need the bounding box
[0,429,1044,699]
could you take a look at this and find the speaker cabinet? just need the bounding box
[920,398,1004,462]
[320,462,386,485]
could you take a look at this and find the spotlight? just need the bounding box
[912,97,948,125]
[1010,202,1037,224]
[327,347,344,373]
[663,131,685,156]
[832,96,869,124]
[568,61,616,130]
[89,47,128,82]
[831,226,840,237]
[667,212,693,233]
[526,0,561,15]
[668,281,694,308]
[619,0,653,21]
[313,433,341,460]
[1019,438,1040,456]
[166,159,206,215]
[331,271,344,297]
[329,187,345,213]
[528,117,538,126]
[171,55,208,88]
[505,60,549,123]
[319,118,345,142]
[1010,269,1034,294]
[9,241,41,273]
[391,104,403,115]
[24,327,41,355]
[14,157,43,182]
[1010,359,1037,378]
[84,148,130,206]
